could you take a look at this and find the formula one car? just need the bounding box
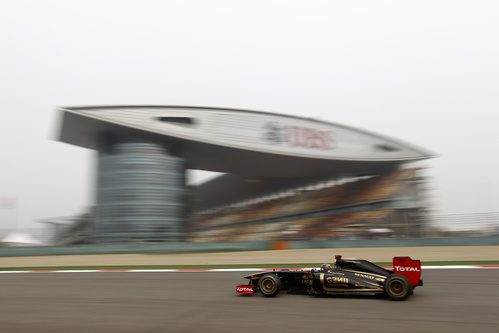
[235,255,422,301]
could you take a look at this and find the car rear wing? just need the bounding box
[393,256,423,287]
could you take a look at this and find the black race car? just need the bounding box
[235,255,422,301]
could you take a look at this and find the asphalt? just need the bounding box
[0,270,498,333]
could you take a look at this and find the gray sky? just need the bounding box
[0,0,498,230]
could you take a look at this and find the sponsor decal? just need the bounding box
[320,273,381,292]
[394,266,421,272]
[326,276,349,284]
[354,273,385,281]
[301,274,312,285]
[263,122,335,150]
[236,285,254,295]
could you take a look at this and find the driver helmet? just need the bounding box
[320,263,332,272]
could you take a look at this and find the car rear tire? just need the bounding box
[384,274,411,301]
[258,273,281,297]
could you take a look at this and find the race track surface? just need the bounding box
[0,270,498,333]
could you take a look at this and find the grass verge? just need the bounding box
[0,260,498,271]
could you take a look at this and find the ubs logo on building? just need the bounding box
[263,122,335,150]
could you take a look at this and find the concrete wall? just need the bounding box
[0,237,498,257]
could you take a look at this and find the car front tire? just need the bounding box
[258,274,282,297]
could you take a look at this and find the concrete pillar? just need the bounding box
[95,139,185,243]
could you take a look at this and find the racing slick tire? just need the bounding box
[258,273,282,297]
[383,274,411,301]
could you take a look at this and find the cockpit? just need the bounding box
[320,255,344,272]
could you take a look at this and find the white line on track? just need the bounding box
[128,269,178,273]
[421,265,477,269]
[209,268,266,272]
[53,270,101,273]
[0,265,497,274]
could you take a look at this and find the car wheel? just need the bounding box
[258,274,282,297]
[384,274,411,301]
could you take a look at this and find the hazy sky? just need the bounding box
[1,0,498,230]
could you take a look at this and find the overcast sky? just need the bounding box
[0,0,498,230]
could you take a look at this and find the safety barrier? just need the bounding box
[0,236,498,257]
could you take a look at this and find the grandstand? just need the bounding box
[57,106,433,244]
[189,168,428,242]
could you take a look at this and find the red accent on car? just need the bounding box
[393,256,422,287]
[235,285,254,295]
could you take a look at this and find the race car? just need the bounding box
[235,255,422,301]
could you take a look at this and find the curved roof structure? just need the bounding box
[59,105,433,178]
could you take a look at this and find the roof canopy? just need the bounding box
[59,106,433,178]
